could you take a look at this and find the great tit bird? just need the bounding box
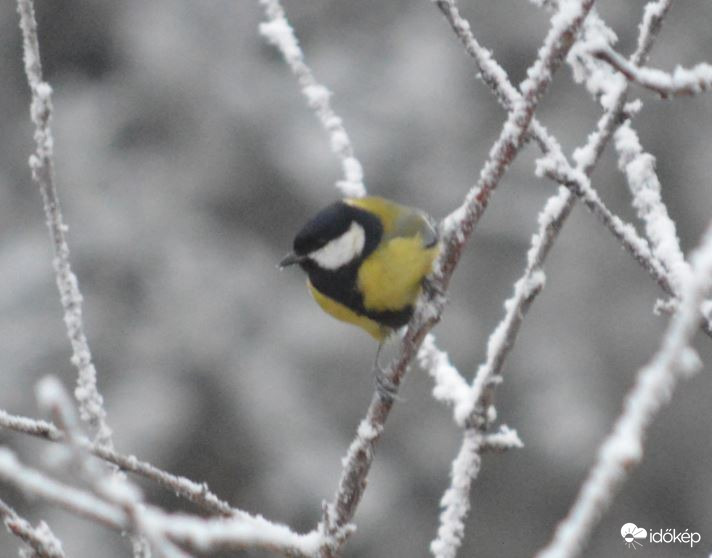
[280,196,439,341]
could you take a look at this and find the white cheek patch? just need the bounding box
[309,221,366,270]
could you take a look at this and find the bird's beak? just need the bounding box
[279,252,305,268]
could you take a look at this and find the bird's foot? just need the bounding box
[373,365,401,403]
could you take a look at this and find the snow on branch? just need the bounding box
[319,2,595,556]
[468,189,570,418]
[0,447,322,557]
[441,0,595,263]
[430,429,482,558]
[257,0,365,198]
[0,498,65,558]
[435,0,688,332]
[536,223,712,558]
[35,377,186,558]
[427,189,567,558]
[16,0,113,449]
[614,121,690,290]
[592,45,712,98]
[417,334,474,425]
[0,409,237,518]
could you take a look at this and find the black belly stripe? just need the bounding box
[304,261,414,329]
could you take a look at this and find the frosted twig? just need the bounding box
[430,429,482,558]
[0,448,322,557]
[536,223,712,558]
[480,424,524,453]
[36,377,187,558]
[439,0,594,273]
[0,498,65,558]
[417,334,474,426]
[0,409,235,517]
[319,2,594,555]
[468,189,570,419]
[17,0,113,449]
[257,0,365,198]
[593,46,712,98]
[614,121,690,290]
[433,0,692,339]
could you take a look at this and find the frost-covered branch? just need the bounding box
[0,409,236,518]
[593,46,712,98]
[614,121,690,290]
[17,0,113,449]
[0,498,65,558]
[429,429,482,558]
[434,0,699,343]
[319,2,595,555]
[536,223,712,558]
[257,0,365,198]
[35,377,186,558]
[417,334,474,425]
[0,448,322,557]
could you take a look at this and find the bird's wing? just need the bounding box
[389,208,439,248]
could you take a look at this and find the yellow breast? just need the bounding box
[357,235,439,313]
[308,280,387,340]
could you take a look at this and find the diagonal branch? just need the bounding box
[0,448,322,557]
[318,1,596,555]
[536,222,712,558]
[0,409,235,518]
[0,498,65,558]
[257,0,366,198]
[17,0,113,449]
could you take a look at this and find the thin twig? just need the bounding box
[433,0,712,342]
[536,222,712,558]
[424,3,677,556]
[37,376,190,558]
[0,409,235,518]
[0,448,322,557]
[0,498,65,558]
[614,120,690,290]
[430,429,482,558]
[16,0,113,449]
[318,2,595,555]
[593,46,712,98]
[257,0,365,198]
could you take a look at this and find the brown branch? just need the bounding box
[0,498,65,558]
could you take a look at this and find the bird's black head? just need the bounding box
[287,201,383,271]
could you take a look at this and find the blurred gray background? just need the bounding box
[0,1,711,556]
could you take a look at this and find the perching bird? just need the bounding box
[280,196,439,341]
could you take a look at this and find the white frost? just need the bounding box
[258,0,366,198]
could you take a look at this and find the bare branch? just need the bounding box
[16,0,113,449]
[593,46,712,98]
[257,0,365,198]
[536,223,712,558]
[0,499,65,558]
